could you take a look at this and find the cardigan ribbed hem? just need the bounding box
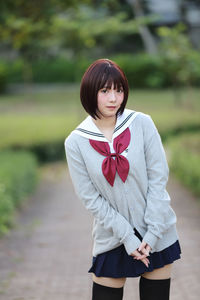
[123,233,142,255]
[142,231,158,250]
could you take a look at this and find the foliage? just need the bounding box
[3,51,200,88]
[168,132,200,197]
[112,53,168,88]
[51,6,155,57]
[0,63,7,92]
[31,57,93,83]
[157,23,200,89]
[0,2,156,63]
[0,1,91,59]
[0,1,93,83]
[0,150,38,235]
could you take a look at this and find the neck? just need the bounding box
[93,114,117,130]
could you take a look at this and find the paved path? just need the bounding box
[0,162,199,300]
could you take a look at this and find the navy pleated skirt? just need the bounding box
[88,228,181,278]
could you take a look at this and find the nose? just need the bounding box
[109,90,116,102]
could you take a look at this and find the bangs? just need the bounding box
[98,67,125,91]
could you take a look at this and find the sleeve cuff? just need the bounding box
[123,233,141,255]
[143,231,159,250]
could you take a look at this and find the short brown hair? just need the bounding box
[80,58,129,119]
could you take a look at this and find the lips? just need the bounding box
[106,106,116,109]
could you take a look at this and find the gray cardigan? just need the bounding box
[64,109,179,257]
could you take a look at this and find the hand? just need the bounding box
[130,249,150,268]
[138,241,152,257]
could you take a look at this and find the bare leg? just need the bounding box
[92,274,126,300]
[141,263,172,280]
[92,273,126,288]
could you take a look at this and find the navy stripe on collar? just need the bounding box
[114,112,135,133]
[76,128,104,137]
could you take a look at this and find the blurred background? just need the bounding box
[0,0,200,275]
[0,1,200,299]
[0,0,200,235]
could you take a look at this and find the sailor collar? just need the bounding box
[74,109,141,142]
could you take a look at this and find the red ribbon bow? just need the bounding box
[89,128,130,186]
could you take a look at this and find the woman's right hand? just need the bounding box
[130,249,150,268]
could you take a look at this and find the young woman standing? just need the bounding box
[64,59,181,300]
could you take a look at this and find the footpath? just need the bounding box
[0,162,199,300]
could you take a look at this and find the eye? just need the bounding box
[117,88,124,93]
[101,88,108,93]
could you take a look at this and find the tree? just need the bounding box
[51,4,156,58]
[158,23,200,108]
[0,0,90,81]
[126,0,158,54]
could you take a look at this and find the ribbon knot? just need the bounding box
[109,153,118,157]
[89,127,130,186]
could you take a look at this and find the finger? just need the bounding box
[133,254,150,266]
[138,241,146,252]
[142,258,149,268]
[134,253,148,260]
[132,249,146,257]
[130,250,141,257]
[146,245,152,253]
[144,246,152,257]
[135,255,146,260]
[140,248,149,256]
[132,250,149,261]
[135,253,150,263]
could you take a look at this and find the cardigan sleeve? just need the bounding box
[142,115,176,250]
[64,135,141,256]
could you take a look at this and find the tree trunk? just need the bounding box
[127,0,158,54]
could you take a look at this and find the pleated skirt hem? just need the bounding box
[88,229,182,278]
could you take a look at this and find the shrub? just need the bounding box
[168,132,200,197]
[32,58,77,83]
[0,63,7,93]
[2,53,200,88]
[111,53,169,88]
[0,150,38,235]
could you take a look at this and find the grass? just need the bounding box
[0,84,199,149]
[1,84,199,116]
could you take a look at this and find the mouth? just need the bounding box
[106,106,116,109]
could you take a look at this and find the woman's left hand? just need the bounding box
[134,241,152,260]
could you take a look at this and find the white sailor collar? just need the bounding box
[74,109,141,142]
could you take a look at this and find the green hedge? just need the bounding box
[0,151,38,235]
[0,63,7,93]
[3,57,92,85]
[0,114,78,163]
[2,53,200,88]
[149,111,200,142]
[112,53,170,88]
[168,132,200,197]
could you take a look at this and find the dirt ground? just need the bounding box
[0,162,199,300]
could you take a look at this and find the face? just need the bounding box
[96,83,124,119]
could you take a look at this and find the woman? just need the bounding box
[64,59,181,300]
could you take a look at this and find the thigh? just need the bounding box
[141,263,173,280]
[92,273,126,288]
